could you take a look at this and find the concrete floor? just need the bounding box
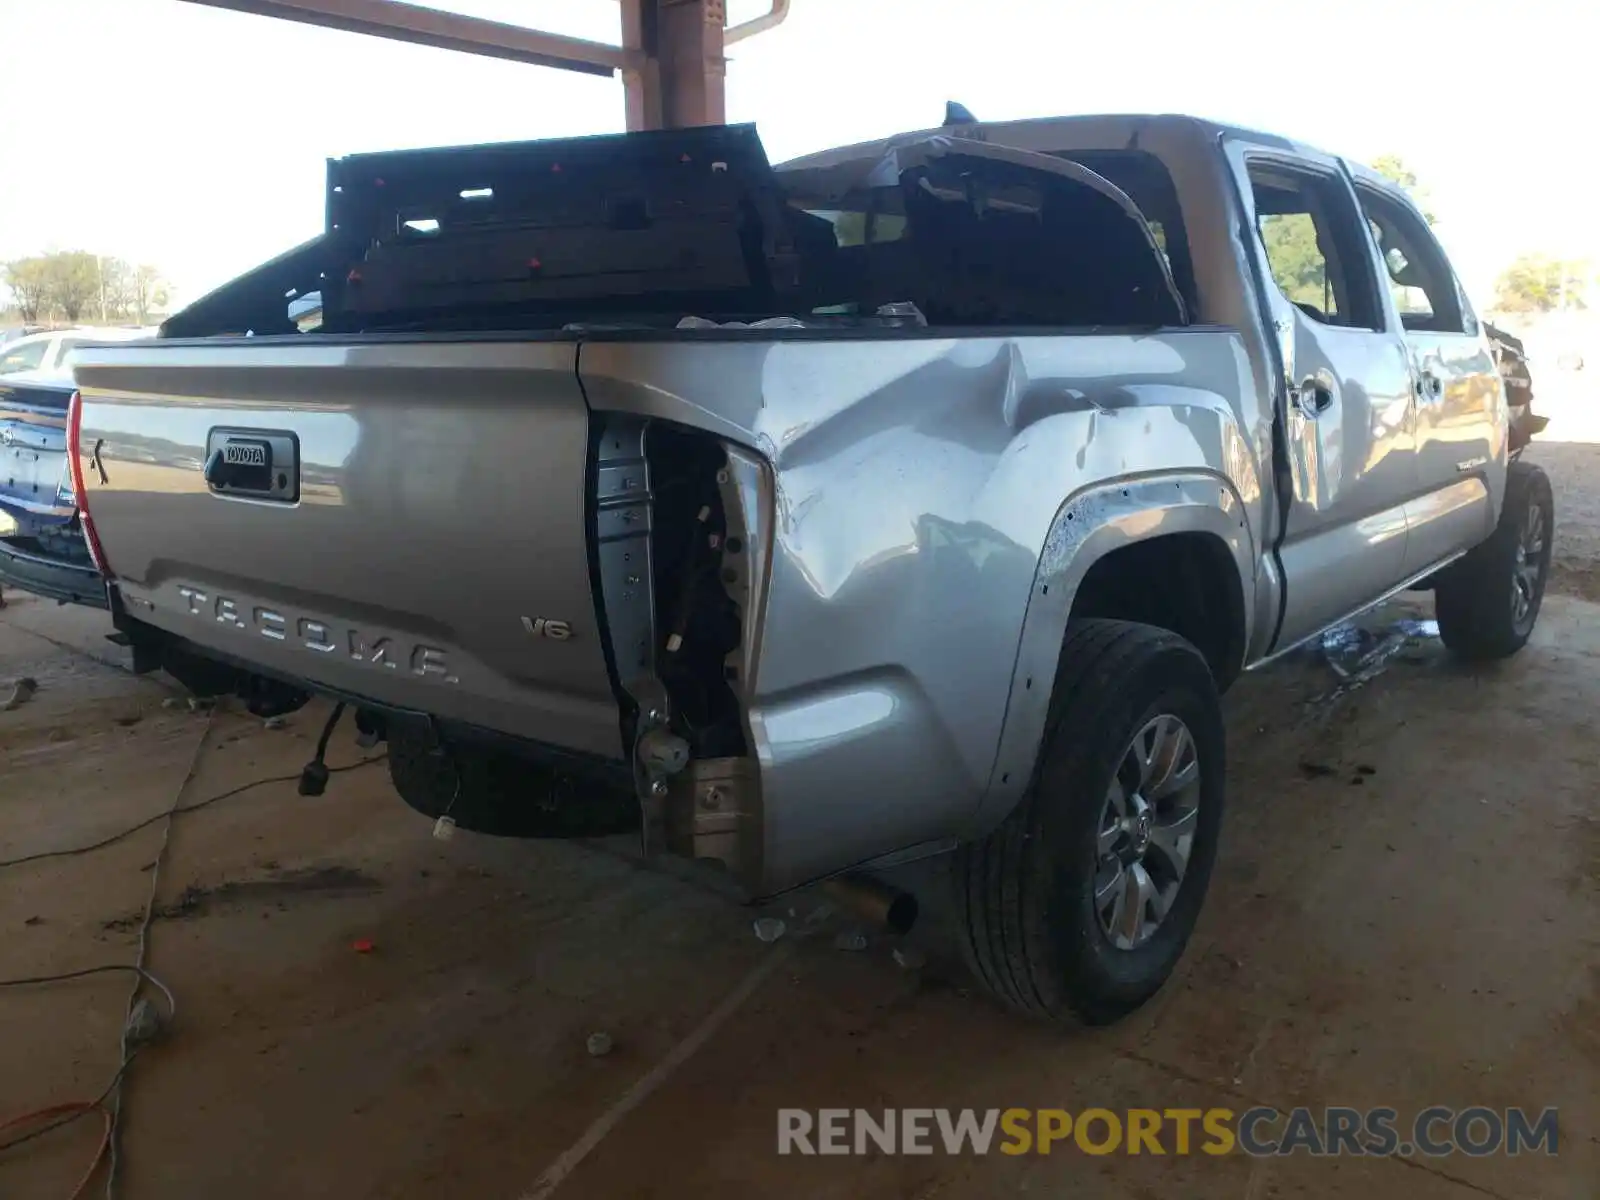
[0,589,1595,1199]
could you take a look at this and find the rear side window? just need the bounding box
[1355,185,1465,334]
[1248,162,1382,332]
[0,338,48,375]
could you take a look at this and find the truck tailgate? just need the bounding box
[74,338,626,760]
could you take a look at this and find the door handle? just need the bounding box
[1289,379,1334,417]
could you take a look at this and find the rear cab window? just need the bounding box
[1049,150,1199,321]
[783,145,1188,329]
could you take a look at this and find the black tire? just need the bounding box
[388,728,639,839]
[1434,460,1554,662]
[954,619,1225,1025]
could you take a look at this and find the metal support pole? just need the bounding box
[620,0,727,130]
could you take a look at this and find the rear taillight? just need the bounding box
[66,389,113,578]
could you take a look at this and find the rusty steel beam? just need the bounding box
[177,0,792,130]
[177,0,638,76]
[620,0,735,130]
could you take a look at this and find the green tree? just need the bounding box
[4,252,174,324]
[1370,154,1437,225]
[39,251,101,322]
[1493,254,1588,313]
[2,257,51,323]
[1258,212,1332,309]
[131,264,170,323]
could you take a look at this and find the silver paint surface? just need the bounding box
[76,340,626,760]
[580,332,1264,888]
[70,114,1509,894]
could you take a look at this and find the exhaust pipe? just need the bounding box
[822,874,918,935]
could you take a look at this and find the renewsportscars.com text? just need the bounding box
[777,1106,1559,1158]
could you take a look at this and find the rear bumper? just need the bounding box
[0,538,108,608]
[108,589,631,791]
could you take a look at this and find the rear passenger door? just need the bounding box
[1228,144,1417,650]
[1352,181,1503,575]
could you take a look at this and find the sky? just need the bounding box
[1,0,1592,310]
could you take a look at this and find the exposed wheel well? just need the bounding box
[1068,533,1246,690]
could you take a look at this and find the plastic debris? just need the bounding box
[263,715,288,730]
[1397,618,1440,639]
[432,815,457,843]
[586,1032,614,1058]
[124,997,165,1048]
[833,929,869,953]
[677,315,809,330]
[802,901,836,928]
[752,916,787,943]
[186,696,214,713]
[2,676,37,712]
[1312,617,1441,712]
[891,946,927,971]
[875,301,928,326]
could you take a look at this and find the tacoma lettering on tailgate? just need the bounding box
[176,586,458,683]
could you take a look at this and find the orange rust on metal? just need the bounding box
[175,0,792,130]
[176,0,636,75]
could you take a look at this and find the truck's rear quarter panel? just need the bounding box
[76,339,626,760]
[581,332,1265,886]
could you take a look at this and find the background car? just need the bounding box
[0,370,106,608]
[0,325,158,380]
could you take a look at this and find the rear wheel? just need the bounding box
[954,619,1225,1025]
[1435,460,1554,661]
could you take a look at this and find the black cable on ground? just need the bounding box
[0,965,176,1011]
[0,753,388,871]
[99,711,211,1198]
[0,710,388,1196]
[0,964,176,1157]
[0,709,210,1195]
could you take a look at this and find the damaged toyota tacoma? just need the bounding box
[68,115,1552,1024]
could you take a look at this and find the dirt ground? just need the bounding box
[0,577,1596,1198]
[1524,364,1600,602]
[1526,441,1600,602]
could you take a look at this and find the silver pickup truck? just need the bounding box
[69,115,1552,1024]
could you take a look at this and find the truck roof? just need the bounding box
[777,112,1324,173]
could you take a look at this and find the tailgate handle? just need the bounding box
[204,429,300,502]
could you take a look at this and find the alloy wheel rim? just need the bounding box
[1512,501,1546,631]
[1093,713,1202,950]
